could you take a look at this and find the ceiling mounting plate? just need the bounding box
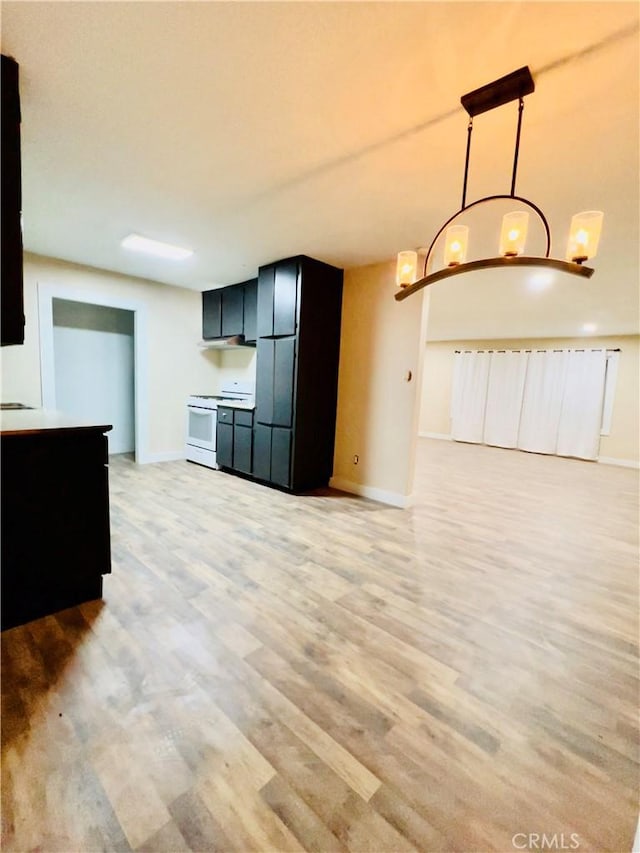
[461,66,535,117]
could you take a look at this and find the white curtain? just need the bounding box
[450,347,610,460]
[483,351,528,448]
[556,349,607,460]
[517,350,569,454]
[450,351,491,442]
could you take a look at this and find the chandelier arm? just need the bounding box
[461,117,473,209]
[422,193,552,278]
[396,257,594,302]
[510,98,525,197]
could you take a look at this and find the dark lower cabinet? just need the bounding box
[253,424,272,482]
[271,428,292,488]
[216,412,233,469]
[252,424,291,488]
[217,407,253,475]
[233,426,252,474]
[1,425,112,630]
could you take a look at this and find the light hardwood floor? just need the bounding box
[2,439,638,852]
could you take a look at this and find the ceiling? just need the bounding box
[2,2,639,339]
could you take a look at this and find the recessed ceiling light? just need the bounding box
[582,322,598,333]
[121,233,193,260]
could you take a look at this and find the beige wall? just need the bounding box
[0,253,219,457]
[332,259,428,504]
[420,335,640,464]
[215,348,257,389]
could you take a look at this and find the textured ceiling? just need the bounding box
[1,2,638,339]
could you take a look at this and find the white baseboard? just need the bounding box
[137,450,186,464]
[329,476,411,508]
[597,456,640,469]
[418,437,638,470]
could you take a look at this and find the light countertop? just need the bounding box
[0,408,113,436]
[216,400,256,410]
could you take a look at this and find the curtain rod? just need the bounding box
[454,348,621,353]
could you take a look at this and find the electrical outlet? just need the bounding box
[353,454,359,464]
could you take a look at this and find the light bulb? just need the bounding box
[443,226,469,267]
[500,212,529,257]
[396,251,418,287]
[566,212,604,263]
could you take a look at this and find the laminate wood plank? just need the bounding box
[135,818,189,852]
[167,790,235,853]
[260,774,349,853]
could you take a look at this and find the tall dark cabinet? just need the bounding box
[1,55,25,347]
[254,256,343,492]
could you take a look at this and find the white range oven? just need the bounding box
[186,381,254,469]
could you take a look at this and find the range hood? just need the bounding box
[198,335,254,350]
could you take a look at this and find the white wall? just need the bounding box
[53,299,135,454]
[420,335,640,465]
[0,253,219,460]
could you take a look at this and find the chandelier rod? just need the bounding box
[461,117,473,209]
[510,98,525,197]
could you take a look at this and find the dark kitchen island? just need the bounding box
[1,408,112,630]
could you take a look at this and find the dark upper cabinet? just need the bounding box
[202,279,257,343]
[221,286,244,337]
[1,55,24,347]
[257,265,275,338]
[273,261,298,337]
[257,260,297,338]
[243,279,257,343]
[254,255,343,492]
[202,290,222,339]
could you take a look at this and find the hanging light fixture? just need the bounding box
[395,66,604,300]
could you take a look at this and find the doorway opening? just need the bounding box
[38,282,149,463]
[52,299,135,456]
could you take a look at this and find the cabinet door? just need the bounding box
[202,290,222,339]
[221,286,244,337]
[253,424,272,481]
[233,426,252,474]
[1,55,24,346]
[273,337,295,428]
[255,338,274,425]
[216,422,233,468]
[271,428,291,488]
[243,279,257,343]
[273,260,298,337]
[257,264,275,337]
